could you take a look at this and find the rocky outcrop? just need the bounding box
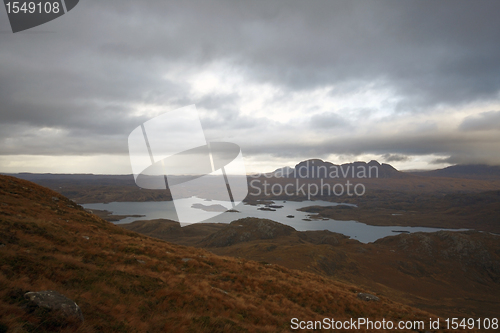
[24,290,84,322]
[199,218,295,247]
[298,230,349,246]
[357,293,380,301]
[375,231,500,283]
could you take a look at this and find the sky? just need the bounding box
[1,0,500,174]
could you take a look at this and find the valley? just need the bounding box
[0,175,459,332]
[3,161,500,331]
[121,218,500,320]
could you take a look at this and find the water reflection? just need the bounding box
[83,199,468,243]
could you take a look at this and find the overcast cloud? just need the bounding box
[1,0,500,173]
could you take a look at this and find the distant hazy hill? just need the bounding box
[268,159,407,179]
[412,164,500,180]
[4,173,137,186]
[269,166,295,177]
[2,173,173,203]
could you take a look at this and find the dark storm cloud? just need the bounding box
[109,0,500,109]
[309,112,350,129]
[242,130,500,165]
[129,0,500,109]
[459,110,500,132]
[1,0,500,167]
[381,154,411,163]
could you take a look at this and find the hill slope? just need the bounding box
[122,217,500,320]
[0,175,448,332]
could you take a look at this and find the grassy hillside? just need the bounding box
[122,218,500,321]
[0,175,453,332]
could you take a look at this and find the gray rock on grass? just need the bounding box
[357,292,380,301]
[24,290,84,322]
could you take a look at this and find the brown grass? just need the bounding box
[123,217,500,322]
[0,175,474,332]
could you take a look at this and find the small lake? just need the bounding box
[82,199,468,243]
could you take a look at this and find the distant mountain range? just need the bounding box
[269,159,407,179]
[411,164,500,180]
[7,161,500,181]
[269,160,500,180]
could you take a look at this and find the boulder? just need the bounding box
[357,292,379,301]
[24,290,84,322]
